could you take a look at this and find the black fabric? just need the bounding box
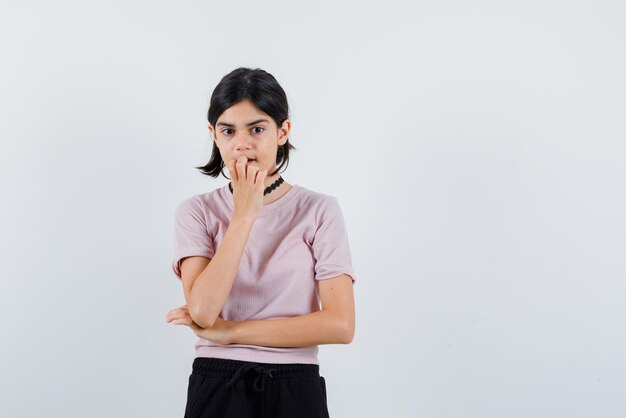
[184,357,330,418]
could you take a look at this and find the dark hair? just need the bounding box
[195,67,297,178]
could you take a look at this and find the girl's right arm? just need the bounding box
[183,215,254,328]
[183,156,267,328]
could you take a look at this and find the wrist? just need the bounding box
[227,320,241,344]
[231,213,256,226]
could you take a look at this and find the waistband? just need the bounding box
[192,356,319,378]
[192,357,321,392]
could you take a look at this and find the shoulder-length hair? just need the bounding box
[195,67,297,178]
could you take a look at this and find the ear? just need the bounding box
[208,123,216,141]
[277,119,291,146]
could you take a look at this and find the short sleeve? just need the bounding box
[172,197,215,280]
[312,196,357,284]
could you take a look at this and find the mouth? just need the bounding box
[234,158,256,164]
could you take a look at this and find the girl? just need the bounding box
[164,67,357,418]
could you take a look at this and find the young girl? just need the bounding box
[164,67,357,418]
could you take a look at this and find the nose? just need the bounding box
[233,132,253,150]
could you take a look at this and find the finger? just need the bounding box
[165,309,187,322]
[165,314,178,323]
[236,156,248,181]
[166,306,186,319]
[164,310,177,321]
[172,317,191,326]
[256,169,267,186]
[246,164,259,183]
[226,160,238,182]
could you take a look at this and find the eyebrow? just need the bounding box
[216,118,269,128]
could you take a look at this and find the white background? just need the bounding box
[1,1,625,417]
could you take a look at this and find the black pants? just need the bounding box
[184,357,330,418]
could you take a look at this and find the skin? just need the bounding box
[210,98,293,209]
[164,99,356,347]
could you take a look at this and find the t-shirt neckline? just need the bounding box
[222,183,301,216]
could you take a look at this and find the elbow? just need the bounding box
[325,310,354,344]
[342,327,355,344]
[339,319,355,344]
[189,305,218,329]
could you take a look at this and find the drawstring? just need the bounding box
[224,363,277,392]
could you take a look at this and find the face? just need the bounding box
[208,99,290,181]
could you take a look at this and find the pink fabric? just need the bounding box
[172,184,356,364]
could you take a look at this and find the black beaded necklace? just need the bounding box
[228,175,284,196]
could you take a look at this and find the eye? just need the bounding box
[221,128,233,135]
[252,126,264,134]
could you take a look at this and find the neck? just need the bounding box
[264,173,281,188]
[262,176,291,205]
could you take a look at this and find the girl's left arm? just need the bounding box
[165,274,355,347]
[231,274,355,347]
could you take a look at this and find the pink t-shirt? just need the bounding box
[172,183,356,365]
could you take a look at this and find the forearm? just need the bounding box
[230,310,352,347]
[190,215,254,328]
